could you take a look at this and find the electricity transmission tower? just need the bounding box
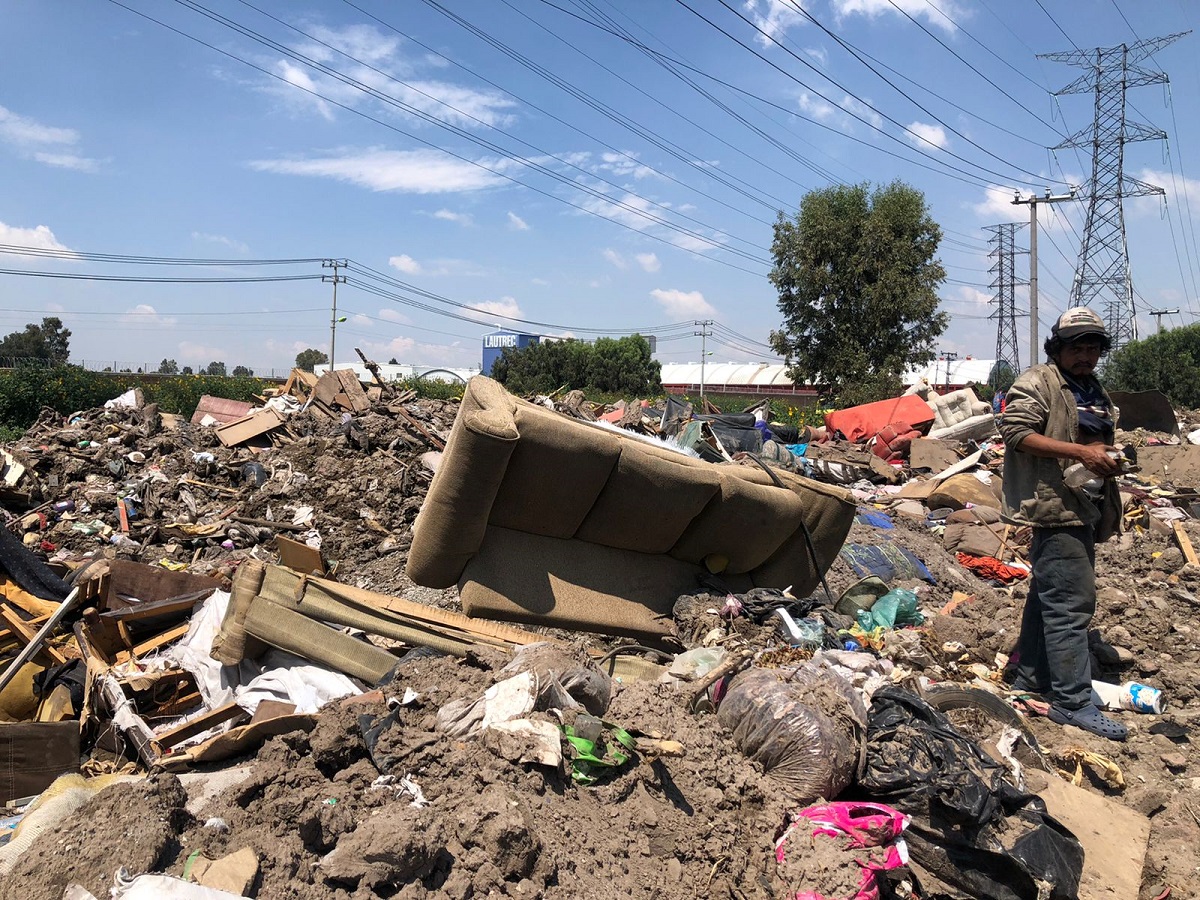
[1040,32,1187,349]
[985,223,1027,372]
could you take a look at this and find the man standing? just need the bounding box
[999,307,1126,740]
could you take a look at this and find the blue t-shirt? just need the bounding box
[1062,371,1113,442]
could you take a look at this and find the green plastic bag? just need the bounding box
[855,588,924,631]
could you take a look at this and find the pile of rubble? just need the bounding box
[0,368,1198,899]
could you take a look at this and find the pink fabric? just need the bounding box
[777,802,910,900]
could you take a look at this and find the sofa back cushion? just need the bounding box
[488,402,621,538]
[574,443,720,553]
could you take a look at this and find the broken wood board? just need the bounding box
[276,535,326,575]
[155,700,248,750]
[895,479,937,501]
[190,395,254,426]
[1032,772,1150,900]
[1173,520,1199,567]
[0,605,65,665]
[214,407,285,448]
[909,438,961,472]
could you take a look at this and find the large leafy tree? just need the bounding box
[493,335,661,395]
[768,181,948,404]
[295,348,329,372]
[157,358,179,374]
[1105,323,1200,408]
[0,316,72,365]
[204,361,227,377]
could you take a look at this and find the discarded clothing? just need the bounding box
[956,552,1028,584]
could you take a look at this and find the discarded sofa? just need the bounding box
[921,387,996,442]
[406,376,856,640]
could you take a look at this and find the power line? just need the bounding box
[0,269,322,283]
[0,245,324,265]
[107,0,772,276]
[691,0,1071,189]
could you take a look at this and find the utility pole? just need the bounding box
[984,222,1028,373]
[1040,32,1187,349]
[323,259,347,370]
[694,320,713,405]
[940,351,958,392]
[1151,308,1180,333]
[1012,191,1075,364]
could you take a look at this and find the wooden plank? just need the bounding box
[0,605,65,665]
[115,623,190,663]
[190,395,254,426]
[276,535,326,575]
[154,700,249,749]
[214,407,285,448]
[1032,773,1150,900]
[336,369,371,412]
[1173,520,1198,567]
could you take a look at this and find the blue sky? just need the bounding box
[3,0,1198,376]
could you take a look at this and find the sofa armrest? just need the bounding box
[406,377,519,587]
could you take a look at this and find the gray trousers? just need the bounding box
[1014,526,1096,710]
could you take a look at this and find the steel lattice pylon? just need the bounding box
[1040,32,1186,349]
[985,223,1028,372]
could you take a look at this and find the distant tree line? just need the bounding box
[491,335,661,395]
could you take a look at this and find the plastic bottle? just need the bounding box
[1091,679,1164,714]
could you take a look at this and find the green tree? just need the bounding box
[0,316,72,365]
[387,357,399,365]
[768,181,947,405]
[204,361,227,377]
[181,365,194,375]
[157,358,179,374]
[232,365,254,377]
[295,348,329,372]
[1105,324,1200,407]
[492,335,660,395]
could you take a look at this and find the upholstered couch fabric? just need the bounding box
[406,377,856,640]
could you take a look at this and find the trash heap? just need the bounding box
[0,371,1197,900]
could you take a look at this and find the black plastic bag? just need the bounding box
[858,686,1083,900]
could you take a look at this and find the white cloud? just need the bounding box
[805,46,828,66]
[830,0,964,33]
[0,222,75,256]
[797,91,838,123]
[651,288,717,317]
[377,307,411,324]
[1130,168,1200,218]
[389,254,422,275]
[250,148,511,194]
[743,0,807,46]
[595,151,656,180]
[192,232,250,254]
[507,211,529,231]
[120,304,177,327]
[467,296,523,324]
[972,185,1024,221]
[905,121,948,151]
[263,24,516,129]
[602,248,627,269]
[531,277,550,286]
[433,209,474,226]
[840,96,882,130]
[0,105,97,171]
[636,253,661,273]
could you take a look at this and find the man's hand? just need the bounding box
[1075,443,1121,477]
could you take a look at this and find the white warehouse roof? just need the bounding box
[660,358,1007,389]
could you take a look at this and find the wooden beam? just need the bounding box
[155,700,249,749]
[0,605,65,665]
[1174,521,1198,567]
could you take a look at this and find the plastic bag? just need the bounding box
[716,666,866,804]
[859,686,1083,900]
[855,588,923,631]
